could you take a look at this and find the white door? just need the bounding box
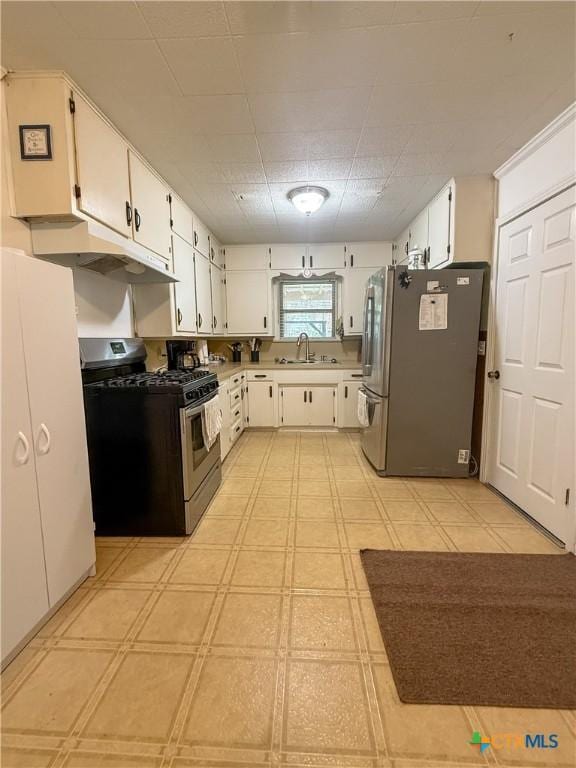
[225,270,271,335]
[210,264,226,334]
[210,234,225,268]
[427,185,452,269]
[307,386,336,426]
[224,245,269,270]
[343,267,372,335]
[1,253,50,663]
[281,386,310,426]
[16,256,95,606]
[173,234,197,333]
[193,219,210,259]
[346,242,392,268]
[409,208,429,253]
[129,151,171,260]
[342,381,363,428]
[247,382,276,427]
[170,194,194,245]
[270,244,307,270]
[308,243,345,269]
[194,252,213,335]
[487,186,575,542]
[73,93,132,237]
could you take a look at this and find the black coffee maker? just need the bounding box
[166,340,200,370]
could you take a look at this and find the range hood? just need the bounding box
[30,219,179,284]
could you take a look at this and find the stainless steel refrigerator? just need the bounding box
[361,265,484,477]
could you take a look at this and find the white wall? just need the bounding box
[495,103,576,221]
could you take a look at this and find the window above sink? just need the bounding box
[278,279,337,340]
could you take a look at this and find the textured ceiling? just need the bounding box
[2,1,575,244]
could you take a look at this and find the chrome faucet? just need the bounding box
[296,332,311,362]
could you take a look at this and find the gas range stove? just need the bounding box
[86,367,219,406]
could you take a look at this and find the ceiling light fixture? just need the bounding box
[287,186,329,215]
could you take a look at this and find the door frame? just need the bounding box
[480,180,576,553]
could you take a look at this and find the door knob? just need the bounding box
[487,370,500,380]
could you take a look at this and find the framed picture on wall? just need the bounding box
[19,125,52,160]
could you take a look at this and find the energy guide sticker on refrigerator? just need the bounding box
[360,266,483,478]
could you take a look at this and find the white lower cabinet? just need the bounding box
[247,381,275,427]
[1,251,95,667]
[280,385,336,427]
[341,379,363,428]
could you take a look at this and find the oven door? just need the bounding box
[180,400,221,502]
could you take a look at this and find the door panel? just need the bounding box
[225,271,270,335]
[1,254,50,663]
[16,256,95,606]
[281,387,309,426]
[342,381,362,428]
[488,186,575,542]
[346,242,392,268]
[193,219,210,258]
[248,382,275,427]
[210,264,226,334]
[308,243,345,269]
[344,267,373,335]
[270,244,307,270]
[170,195,193,245]
[129,151,171,260]
[173,235,197,333]
[307,387,335,427]
[427,184,451,268]
[194,252,213,335]
[73,93,132,237]
[224,245,269,270]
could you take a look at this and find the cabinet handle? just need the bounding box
[211,247,214,260]
[194,231,198,247]
[304,391,307,403]
[15,431,30,465]
[351,373,362,378]
[349,315,353,328]
[269,385,272,397]
[254,374,266,378]
[213,315,217,329]
[37,423,51,455]
[235,425,241,433]
[134,208,141,232]
[301,255,305,268]
[309,255,313,268]
[125,201,132,226]
[198,313,202,328]
[309,390,313,403]
[177,308,182,325]
[345,386,348,398]
[263,316,267,329]
[351,253,354,267]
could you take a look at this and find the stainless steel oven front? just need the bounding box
[180,399,222,533]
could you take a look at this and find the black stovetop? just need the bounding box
[85,367,219,405]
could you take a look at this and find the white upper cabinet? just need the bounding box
[210,234,225,268]
[307,243,345,269]
[194,251,213,335]
[343,267,372,335]
[270,244,307,270]
[409,209,429,254]
[173,236,198,333]
[346,242,392,268]
[73,93,132,238]
[224,245,269,271]
[226,270,271,335]
[128,151,171,260]
[427,184,452,269]
[193,218,210,258]
[210,264,226,334]
[170,193,194,245]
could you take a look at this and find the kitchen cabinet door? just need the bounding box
[270,244,307,270]
[129,151,171,260]
[194,252,213,335]
[427,184,452,269]
[193,219,210,258]
[343,267,372,335]
[307,386,336,426]
[210,264,226,334]
[173,235,197,333]
[210,234,225,268]
[308,243,345,269]
[1,255,50,664]
[224,245,269,270]
[170,194,194,245]
[409,208,429,254]
[280,386,309,426]
[346,242,392,268]
[247,381,275,427]
[342,381,363,428]
[16,256,95,607]
[225,270,271,335]
[73,93,132,237]
[396,226,410,264]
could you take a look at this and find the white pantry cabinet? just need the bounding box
[343,267,372,335]
[280,385,336,427]
[193,218,210,259]
[224,245,269,271]
[1,251,95,667]
[270,244,307,271]
[346,242,392,268]
[128,151,171,260]
[226,270,272,335]
[170,193,194,245]
[307,243,345,269]
[194,251,213,335]
[210,264,226,334]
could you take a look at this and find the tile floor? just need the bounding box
[2,431,574,768]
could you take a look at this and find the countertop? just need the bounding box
[206,361,362,381]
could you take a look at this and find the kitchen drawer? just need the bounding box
[246,371,274,382]
[230,418,243,444]
[230,402,242,424]
[343,371,363,380]
[229,386,242,409]
[229,372,243,389]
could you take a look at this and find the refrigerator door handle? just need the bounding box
[362,286,375,375]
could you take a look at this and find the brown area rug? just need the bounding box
[360,550,576,708]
